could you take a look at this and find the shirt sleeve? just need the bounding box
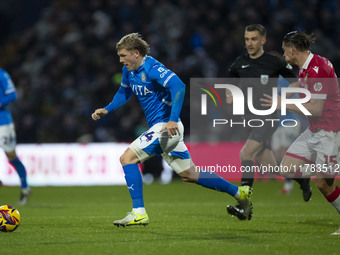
[227,62,239,78]
[104,68,133,112]
[307,72,329,100]
[0,70,17,106]
[148,64,176,87]
[149,65,185,122]
[278,58,296,79]
[165,75,185,122]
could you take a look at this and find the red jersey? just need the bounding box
[298,53,340,132]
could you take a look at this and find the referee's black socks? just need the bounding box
[241,160,255,187]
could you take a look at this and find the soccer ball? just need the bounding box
[0,205,21,232]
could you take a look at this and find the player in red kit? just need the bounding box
[261,31,340,235]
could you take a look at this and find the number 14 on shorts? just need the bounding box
[139,131,155,143]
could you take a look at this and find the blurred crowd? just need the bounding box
[0,0,339,143]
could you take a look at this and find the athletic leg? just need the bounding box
[164,154,253,221]
[1,124,30,205]
[239,139,265,187]
[280,154,312,201]
[113,148,149,227]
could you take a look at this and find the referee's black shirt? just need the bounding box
[228,52,296,117]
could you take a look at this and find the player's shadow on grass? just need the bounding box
[297,218,338,228]
[114,230,261,243]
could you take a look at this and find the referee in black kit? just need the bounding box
[226,24,312,220]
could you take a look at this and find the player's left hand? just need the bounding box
[160,121,180,138]
[260,93,281,110]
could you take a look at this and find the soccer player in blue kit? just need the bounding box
[92,33,253,227]
[0,68,31,205]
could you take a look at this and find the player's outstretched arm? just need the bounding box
[93,85,132,121]
[91,108,108,121]
[261,93,324,116]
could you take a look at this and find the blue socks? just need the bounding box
[197,171,238,196]
[123,164,144,208]
[10,157,28,189]
[123,165,238,208]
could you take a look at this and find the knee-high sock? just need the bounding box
[197,171,238,197]
[325,186,340,214]
[123,164,144,208]
[241,160,255,187]
[10,157,28,189]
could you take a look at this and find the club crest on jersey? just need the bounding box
[141,72,146,82]
[261,75,269,85]
[313,82,322,92]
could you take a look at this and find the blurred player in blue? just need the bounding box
[0,68,31,205]
[92,33,253,227]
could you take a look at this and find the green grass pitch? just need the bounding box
[0,181,339,255]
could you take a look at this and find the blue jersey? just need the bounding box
[120,56,180,127]
[0,68,16,125]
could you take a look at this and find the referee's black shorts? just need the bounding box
[246,116,279,149]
